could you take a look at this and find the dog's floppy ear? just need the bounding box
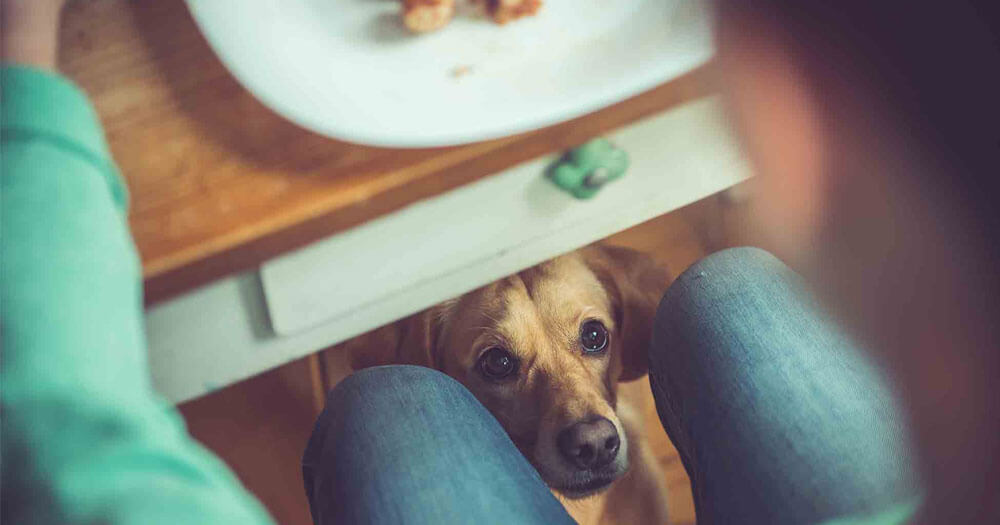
[581,243,671,382]
[348,306,448,370]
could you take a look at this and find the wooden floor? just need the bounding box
[179,188,759,525]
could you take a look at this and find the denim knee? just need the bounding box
[660,247,787,316]
[651,247,789,368]
[305,365,473,473]
[326,364,467,407]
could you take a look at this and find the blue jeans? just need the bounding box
[302,248,917,524]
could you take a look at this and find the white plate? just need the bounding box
[186,0,713,147]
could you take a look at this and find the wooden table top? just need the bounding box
[58,1,718,305]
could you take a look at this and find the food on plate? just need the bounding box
[487,0,543,25]
[402,0,456,33]
[401,0,542,33]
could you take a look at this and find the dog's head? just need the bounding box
[353,244,669,497]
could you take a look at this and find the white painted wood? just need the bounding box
[187,0,712,146]
[144,96,750,403]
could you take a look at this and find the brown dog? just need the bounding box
[339,243,672,525]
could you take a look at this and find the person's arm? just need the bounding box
[1,3,274,523]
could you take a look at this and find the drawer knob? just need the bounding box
[547,138,629,199]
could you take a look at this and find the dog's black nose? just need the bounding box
[557,417,620,470]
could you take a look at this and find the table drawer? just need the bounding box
[144,96,749,403]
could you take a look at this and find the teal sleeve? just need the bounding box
[819,501,920,525]
[1,66,275,525]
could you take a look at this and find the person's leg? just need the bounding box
[650,247,919,525]
[302,365,574,525]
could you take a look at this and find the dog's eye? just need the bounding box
[479,347,519,380]
[580,320,609,354]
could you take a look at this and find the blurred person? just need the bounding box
[1,2,995,525]
[713,2,999,522]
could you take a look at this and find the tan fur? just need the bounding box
[335,243,671,524]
